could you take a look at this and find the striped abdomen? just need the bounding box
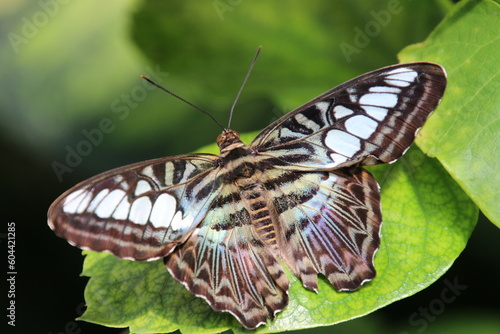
[234,172,278,250]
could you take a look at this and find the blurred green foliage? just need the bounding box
[0,0,449,164]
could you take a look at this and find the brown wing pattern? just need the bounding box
[165,185,289,329]
[48,154,219,260]
[270,167,382,292]
[253,63,446,169]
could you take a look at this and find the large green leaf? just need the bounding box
[399,0,500,226]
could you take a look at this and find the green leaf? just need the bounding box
[80,252,231,333]
[398,0,500,226]
[79,143,476,333]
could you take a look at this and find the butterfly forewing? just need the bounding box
[48,154,220,260]
[47,62,447,329]
[253,63,446,169]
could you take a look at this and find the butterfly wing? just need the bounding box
[48,154,221,261]
[265,167,381,292]
[252,62,447,169]
[165,185,289,329]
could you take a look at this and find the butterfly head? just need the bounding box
[217,129,244,152]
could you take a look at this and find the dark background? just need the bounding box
[1,1,499,333]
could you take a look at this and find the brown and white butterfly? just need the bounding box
[48,61,446,329]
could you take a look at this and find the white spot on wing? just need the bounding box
[384,68,418,87]
[315,101,330,113]
[75,191,93,213]
[129,197,152,225]
[363,105,389,121]
[330,153,348,164]
[95,189,127,218]
[141,165,154,178]
[360,92,398,108]
[347,88,358,102]
[63,189,88,213]
[369,86,401,94]
[280,127,302,138]
[64,189,85,204]
[333,105,354,119]
[180,163,196,182]
[113,175,124,183]
[150,193,177,228]
[325,129,361,157]
[384,80,407,87]
[164,162,174,185]
[345,115,378,139]
[114,196,131,220]
[295,113,320,132]
[121,225,133,236]
[87,189,110,211]
[135,180,152,196]
[171,211,194,232]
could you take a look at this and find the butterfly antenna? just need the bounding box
[227,46,262,129]
[140,75,225,130]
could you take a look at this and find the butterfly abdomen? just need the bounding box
[219,136,280,250]
[235,174,278,250]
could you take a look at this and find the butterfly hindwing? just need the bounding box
[253,63,446,169]
[165,192,289,329]
[268,167,381,292]
[48,154,220,260]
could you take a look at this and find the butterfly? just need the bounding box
[48,61,446,329]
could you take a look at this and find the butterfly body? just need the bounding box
[48,62,446,329]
